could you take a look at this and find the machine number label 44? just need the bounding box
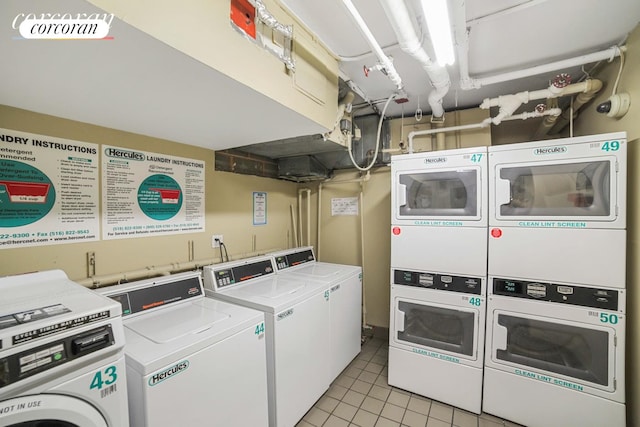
[90,365,118,397]
[255,322,265,336]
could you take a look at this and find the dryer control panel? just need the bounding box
[493,278,619,311]
[0,324,114,389]
[393,270,482,295]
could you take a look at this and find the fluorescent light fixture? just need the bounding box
[421,0,455,66]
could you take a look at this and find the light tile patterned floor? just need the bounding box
[298,336,523,427]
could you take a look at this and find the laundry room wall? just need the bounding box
[306,109,492,330]
[566,23,640,427]
[0,105,298,284]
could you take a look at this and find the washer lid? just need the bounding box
[285,262,361,283]
[124,301,230,343]
[214,274,328,313]
[0,394,107,426]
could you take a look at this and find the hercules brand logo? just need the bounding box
[533,146,567,155]
[424,157,447,164]
[104,147,145,161]
[277,308,294,321]
[148,360,189,386]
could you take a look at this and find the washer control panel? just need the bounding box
[273,249,315,271]
[214,259,274,289]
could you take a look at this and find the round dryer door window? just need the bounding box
[0,395,108,427]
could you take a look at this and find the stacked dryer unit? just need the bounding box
[483,132,627,427]
[389,147,488,414]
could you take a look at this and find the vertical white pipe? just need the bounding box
[305,189,311,248]
[317,184,323,259]
[291,205,298,248]
[359,184,367,328]
[297,190,303,246]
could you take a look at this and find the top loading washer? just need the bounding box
[202,256,331,427]
[97,271,268,427]
[0,270,129,427]
[391,147,488,276]
[488,132,627,287]
[269,246,362,380]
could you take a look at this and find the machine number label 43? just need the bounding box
[255,322,265,336]
[90,365,118,397]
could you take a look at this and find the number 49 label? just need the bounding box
[90,365,117,390]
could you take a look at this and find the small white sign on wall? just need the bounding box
[331,197,359,216]
[253,191,267,225]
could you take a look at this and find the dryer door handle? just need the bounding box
[494,175,512,212]
[395,309,405,332]
[397,184,407,208]
[492,321,508,352]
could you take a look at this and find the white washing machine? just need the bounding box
[390,147,488,276]
[0,270,129,426]
[97,271,269,427]
[488,132,627,287]
[202,256,331,427]
[388,267,486,414]
[269,246,362,381]
[483,276,626,427]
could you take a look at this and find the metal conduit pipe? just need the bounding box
[341,0,403,91]
[378,0,450,118]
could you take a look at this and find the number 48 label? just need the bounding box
[90,365,117,390]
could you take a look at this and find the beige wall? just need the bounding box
[567,24,640,427]
[308,109,492,330]
[0,105,298,283]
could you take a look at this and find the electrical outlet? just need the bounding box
[212,234,224,248]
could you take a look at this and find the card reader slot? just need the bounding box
[71,326,112,356]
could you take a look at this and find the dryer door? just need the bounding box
[0,395,107,427]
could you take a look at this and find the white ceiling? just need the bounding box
[0,0,326,151]
[283,0,640,119]
[1,0,639,154]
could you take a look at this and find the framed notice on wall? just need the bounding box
[253,191,267,225]
[0,128,100,249]
[101,145,205,239]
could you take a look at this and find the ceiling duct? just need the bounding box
[278,155,330,182]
